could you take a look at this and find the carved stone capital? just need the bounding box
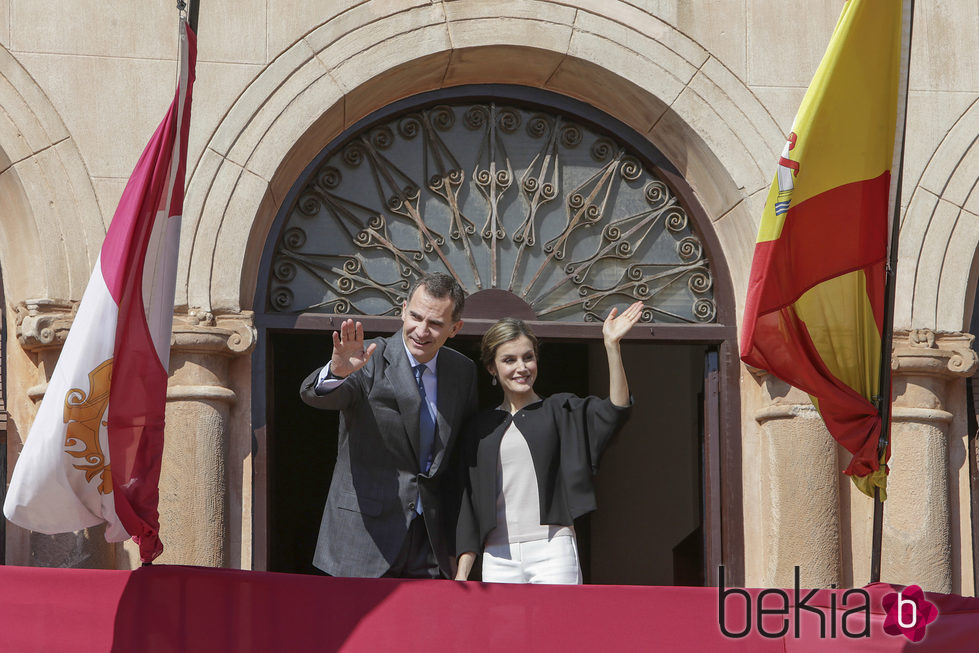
[14,303,258,360]
[15,299,77,351]
[170,310,257,357]
[891,330,978,379]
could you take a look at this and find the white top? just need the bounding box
[486,420,573,545]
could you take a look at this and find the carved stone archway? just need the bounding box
[253,86,741,582]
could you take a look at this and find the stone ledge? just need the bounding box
[890,406,954,424]
[166,385,237,404]
[753,403,820,423]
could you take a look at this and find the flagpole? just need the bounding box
[177,1,199,32]
[870,0,915,585]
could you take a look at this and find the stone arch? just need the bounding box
[0,46,103,305]
[895,98,979,332]
[181,1,784,317]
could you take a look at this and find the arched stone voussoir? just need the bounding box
[900,100,979,332]
[935,207,979,333]
[0,45,103,305]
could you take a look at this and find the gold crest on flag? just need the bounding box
[63,359,113,495]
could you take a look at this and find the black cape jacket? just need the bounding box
[455,393,631,555]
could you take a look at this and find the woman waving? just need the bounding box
[455,301,642,583]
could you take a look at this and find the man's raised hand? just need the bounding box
[330,319,377,378]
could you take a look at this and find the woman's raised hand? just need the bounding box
[330,318,377,378]
[602,301,644,346]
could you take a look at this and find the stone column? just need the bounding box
[753,372,842,588]
[885,329,977,593]
[12,302,255,569]
[155,310,255,567]
[14,299,117,568]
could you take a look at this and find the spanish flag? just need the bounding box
[740,0,903,498]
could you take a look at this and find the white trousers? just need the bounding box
[482,534,582,584]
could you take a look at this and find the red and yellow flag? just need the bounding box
[740,0,903,498]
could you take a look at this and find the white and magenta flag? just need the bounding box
[3,19,196,563]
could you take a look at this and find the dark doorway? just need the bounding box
[267,330,337,574]
[266,330,589,575]
[587,342,707,586]
[267,331,706,585]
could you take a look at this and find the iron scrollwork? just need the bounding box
[268,101,717,324]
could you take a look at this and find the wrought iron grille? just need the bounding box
[268,102,716,323]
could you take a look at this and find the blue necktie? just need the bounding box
[414,363,436,476]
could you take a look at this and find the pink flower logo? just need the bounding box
[882,585,938,642]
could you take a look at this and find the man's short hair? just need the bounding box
[406,272,466,321]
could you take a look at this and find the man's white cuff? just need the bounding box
[315,362,345,394]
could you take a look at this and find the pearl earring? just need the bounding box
[491,375,497,386]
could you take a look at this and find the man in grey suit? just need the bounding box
[300,273,478,578]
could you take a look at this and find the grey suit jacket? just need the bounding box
[299,330,478,577]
